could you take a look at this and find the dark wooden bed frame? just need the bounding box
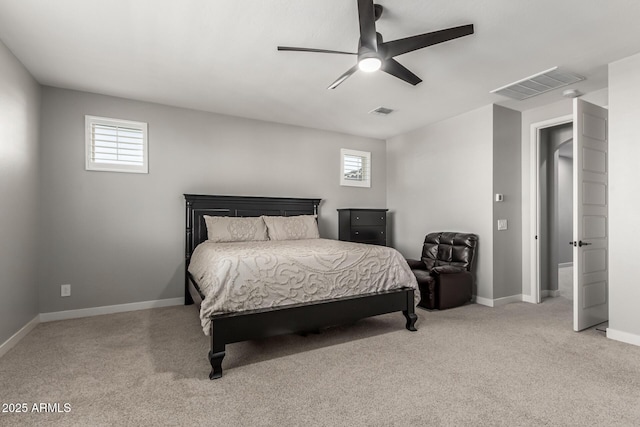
[184,194,417,379]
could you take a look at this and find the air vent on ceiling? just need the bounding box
[369,106,394,116]
[490,67,584,100]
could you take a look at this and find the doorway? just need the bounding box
[538,123,574,301]
[530,99,609,331]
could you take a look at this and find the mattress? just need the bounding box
[187,238,419,335]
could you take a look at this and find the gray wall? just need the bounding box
[38,87,386,313]
[538,134,550,291]
[386,105,495,300]
[0,41,41,343]
[492,105,522,299]
[609,52,640,339]
[548,126,573,277]
[557,152,573,265]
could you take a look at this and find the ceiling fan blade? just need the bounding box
[381,59,422,86]
[277,46,357,55]
[328,65,359,89]
[357,0,378,52]
[380,24,474,58]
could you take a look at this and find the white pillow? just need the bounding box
[203,216,269,243]
[262,215,320,241]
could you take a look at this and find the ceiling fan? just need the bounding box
[278,0,474,89]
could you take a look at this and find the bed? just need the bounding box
[184,194,418,379]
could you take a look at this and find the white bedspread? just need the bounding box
[188,238,419,335]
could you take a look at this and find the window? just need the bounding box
[85,115,148,173]
[340,148,371,187]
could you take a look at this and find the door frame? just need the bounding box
[529,114,573,304]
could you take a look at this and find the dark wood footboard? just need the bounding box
[208,288,417,379]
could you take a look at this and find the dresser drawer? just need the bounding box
[351,227,385,243]
[351,211,386,226]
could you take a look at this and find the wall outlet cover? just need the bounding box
[497,219,508,231]
[61,284,71,297]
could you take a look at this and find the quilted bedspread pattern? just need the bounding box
[188,238,419,335]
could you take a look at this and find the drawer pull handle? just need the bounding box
[355,231,359,235]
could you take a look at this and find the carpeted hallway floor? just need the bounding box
[1,297,639,426]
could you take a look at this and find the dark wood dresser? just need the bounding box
[337,208,388,246]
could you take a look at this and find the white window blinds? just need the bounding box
[85,116,148,173]
[340,148,371,187]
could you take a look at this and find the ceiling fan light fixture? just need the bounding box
[358,56,382,72]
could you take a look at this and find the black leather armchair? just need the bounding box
[407,232,478,310]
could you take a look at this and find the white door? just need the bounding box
[573,98,608,331]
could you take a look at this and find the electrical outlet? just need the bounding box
[61,284,71,297]
[497,219,508,231]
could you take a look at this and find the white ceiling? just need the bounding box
[1,0,639,139]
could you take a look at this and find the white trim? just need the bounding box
[493,294,524,307]
[474,296,494,307]
[475,294,524,307]
[558,262,574,269]
[529,114,573,305]
[541,289,561,298]
[522,294,536,303]
[0,316,40,358]
[606,328,640,347]
[1,299,184,357]
[39,297,184,322]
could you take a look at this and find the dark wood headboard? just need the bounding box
[184,194,322,258]
[184,194,322,302]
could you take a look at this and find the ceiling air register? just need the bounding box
[490,67,585,100]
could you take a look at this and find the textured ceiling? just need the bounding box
[1,0,639,139]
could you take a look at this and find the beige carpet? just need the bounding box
[1,298,639,426]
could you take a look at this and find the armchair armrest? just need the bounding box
[431,265,466,275]
[406,259,426,270]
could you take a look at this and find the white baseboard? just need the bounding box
[522,290,561,303]
[0,315,40,358]
[606,328,640,347]
[475,294,523,308]
[1,298,185,358]
[39,297,184,322]
[474,296,494,307]
[541,290,561,298]
[493,294,524,307]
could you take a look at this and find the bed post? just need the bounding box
[209,320,226,380]
[185,198,194,305]
[403,289,418,331]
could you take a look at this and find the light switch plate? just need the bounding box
[497,219,508,231]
